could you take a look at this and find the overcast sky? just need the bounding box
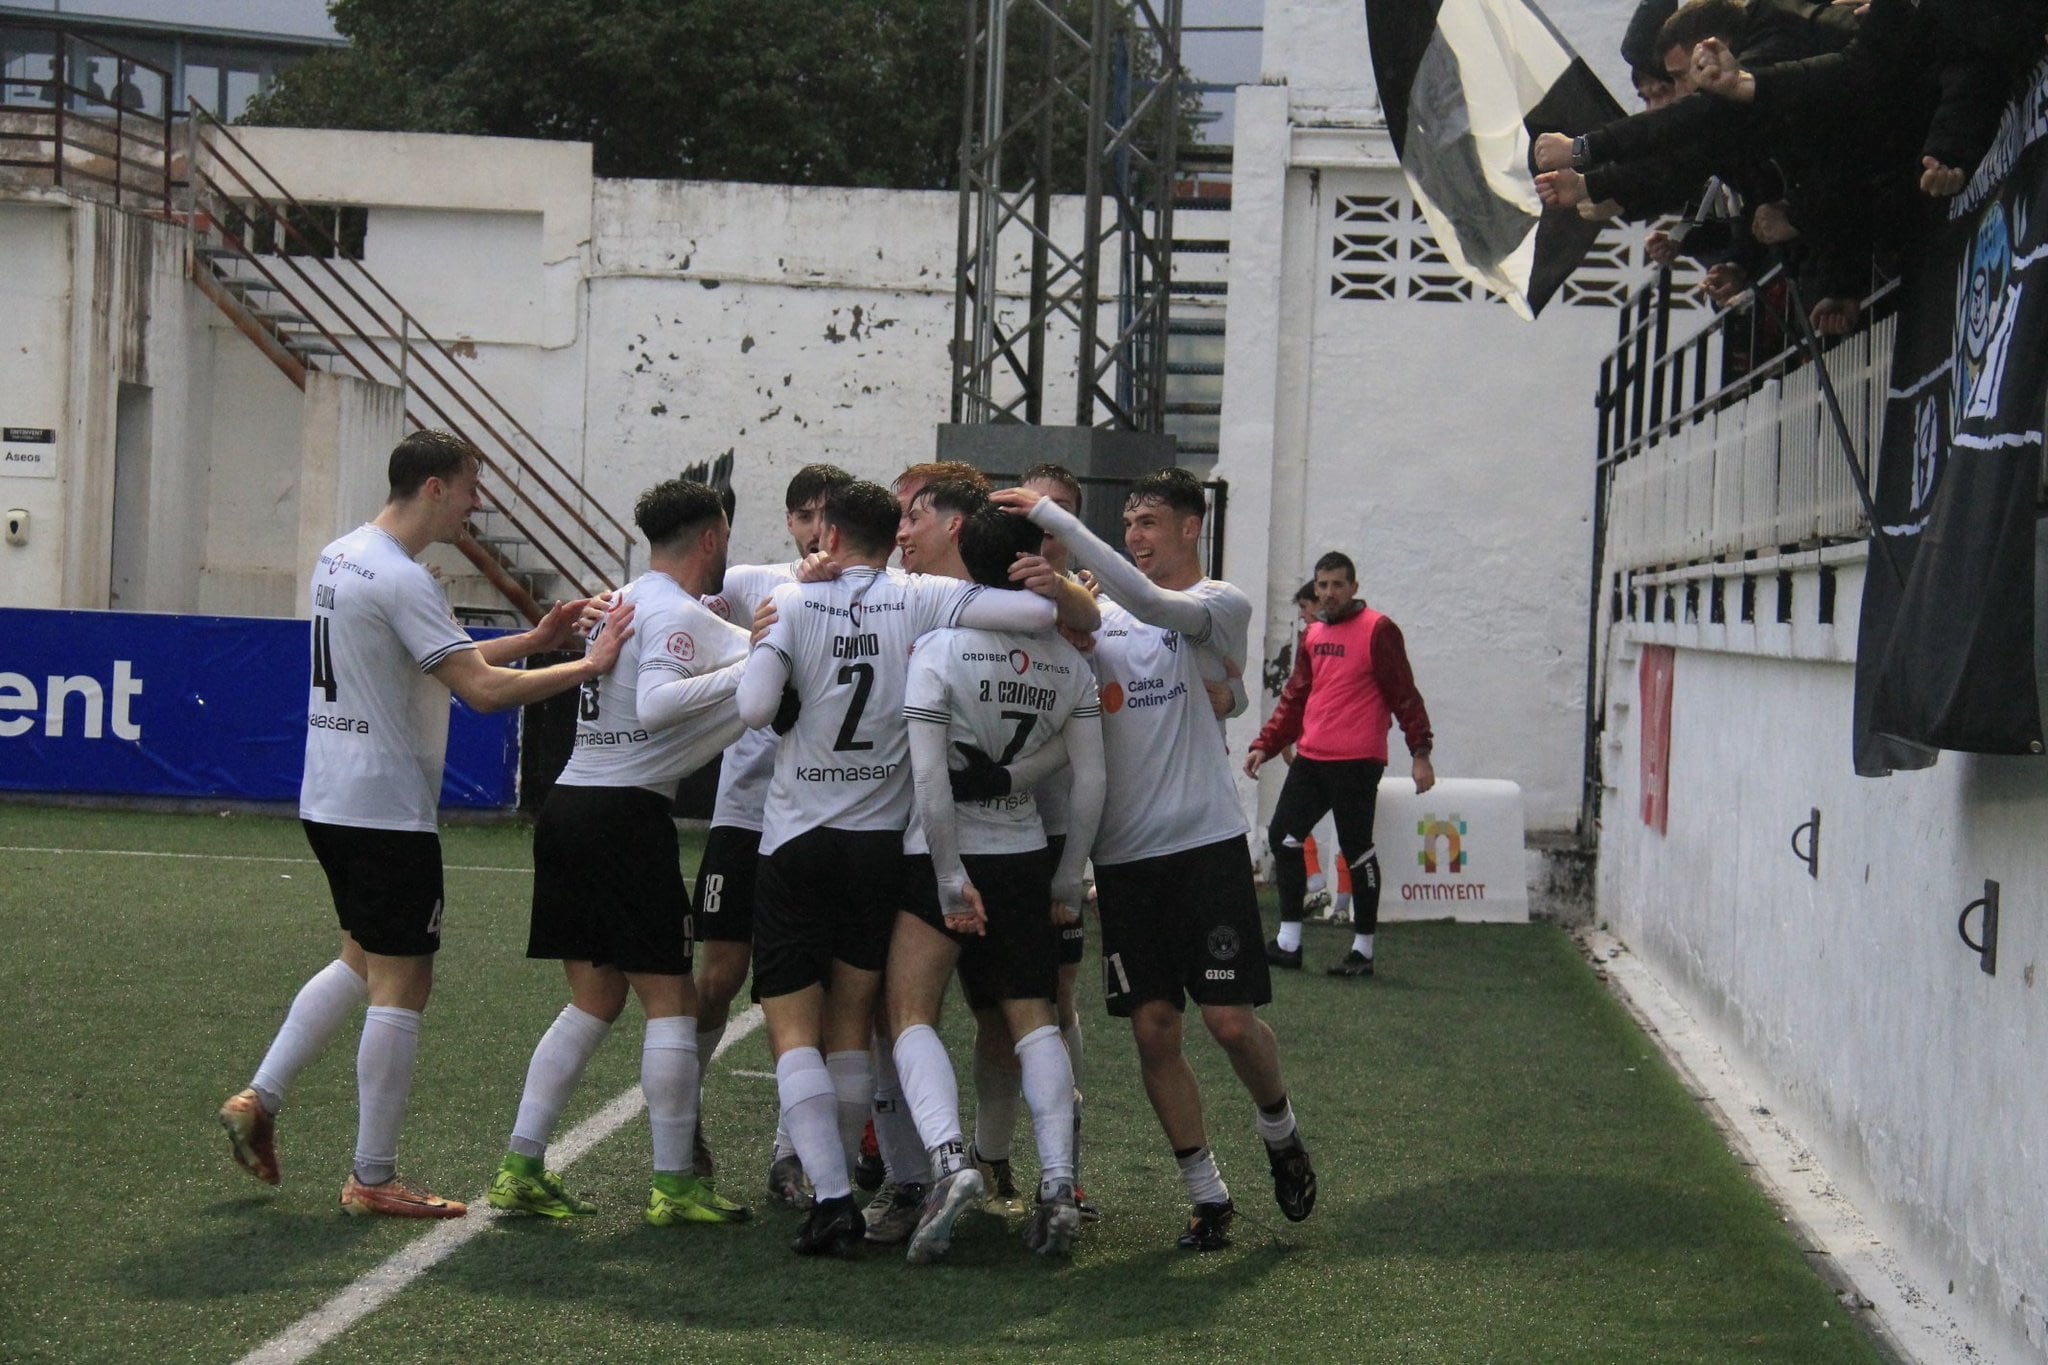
[0,0,340,41]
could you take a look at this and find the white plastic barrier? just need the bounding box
[1372,777,1527,924]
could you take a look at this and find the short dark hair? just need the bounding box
[785,463,853,511]
[893,461,988,495]
[1313,551,1356,581]
[911,477,986,522]
[387,429,478,500]
[822,479,901,555]
[958,503,1041,590]
[635,479,726,550]
[1021,462,1082,505]
[1124,467,1207,520]
[1658,0,1744,58]
[1293,579,1318,605]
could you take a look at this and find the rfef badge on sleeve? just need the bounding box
[2,428,56,479]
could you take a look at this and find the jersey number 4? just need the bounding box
[310,616,340,702]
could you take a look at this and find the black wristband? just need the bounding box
[1570,135,1590,171]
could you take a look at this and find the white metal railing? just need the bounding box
[1600,285,1893,574]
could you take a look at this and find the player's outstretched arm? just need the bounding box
[1050,713,1105,919]
[994,490,1213,638]
[474,595,606,666]
[1010,553,1102,634]
[638,657,746,733]
[433,601,636,714]
[909,718,986,935]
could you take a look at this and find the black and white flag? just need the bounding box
[1364,0,1623,318]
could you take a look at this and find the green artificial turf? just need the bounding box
[0,808,1877,1363]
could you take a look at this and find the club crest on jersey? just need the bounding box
[1207,926,1241,961]
[1008,648,1030,675]
[665,631,696,663]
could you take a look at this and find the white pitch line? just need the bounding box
[234,1004,766,1365]
[0,845,531,874]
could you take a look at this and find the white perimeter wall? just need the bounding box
[1597,561,2048,1361]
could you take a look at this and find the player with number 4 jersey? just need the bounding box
[221,431,630,1222]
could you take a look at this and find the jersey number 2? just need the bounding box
[834,663,875,751]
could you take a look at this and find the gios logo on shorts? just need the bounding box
[1207,925,1241,962]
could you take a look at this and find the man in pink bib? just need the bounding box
[1245,552,1435,977]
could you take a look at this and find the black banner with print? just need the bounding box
[1854,61,2048,776]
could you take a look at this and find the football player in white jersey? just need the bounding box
[889,503,1106,1263]
[219,430,633,1219]
[485,479,756,1228]
[734,479,1059,1256]
[691,463,853,1208]
[993,467,1319,1252]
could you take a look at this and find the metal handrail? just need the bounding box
[0,24,174,210]
[185,106,633,603]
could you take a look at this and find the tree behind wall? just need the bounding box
[240,0,1189,191]
[241,0,969,187]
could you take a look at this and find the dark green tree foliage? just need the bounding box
[242,0,968,186]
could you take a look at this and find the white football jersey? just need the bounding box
[752,567,983,854]
[556,571,750,795]
[903,627,1099,855]
[703,560,798,831]
[1086,582,1252,863]
[298,524,475,833]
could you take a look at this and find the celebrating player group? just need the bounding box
[219,432,1318,1263]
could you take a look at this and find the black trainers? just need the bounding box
[1327,950,1374,977]
[1176,1199,1235,1251]
[1264,938,1303,969]
[791,1193,866,1257]
[1268,1136,1317,1222]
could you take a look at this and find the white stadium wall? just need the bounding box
[1596,562,2048,1361]
[1220,3,1697,844]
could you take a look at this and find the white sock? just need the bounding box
[1016,1024,1075,1186]
[642,1015,700,1175]
[773,1115,797,1161]
[823,1050,872,1184]
[1353,933,1375,958]
[1060,1019,1084,1095]
[971,1050,1021,1162]
[869,1031,925,1185]
[1256,1096,1298,1150]
[775,1048,847,1201]
[353,1006,421,1185]
[1175,1146,1229,1205]
[509,1004,612,1159]
[1276,920,1303,952]
[1306,871,1326,894]
[251,959,366,1114]
[893,1024,963,1162]
[1333,894,1353,913]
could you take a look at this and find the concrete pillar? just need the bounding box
[295,370,405,614]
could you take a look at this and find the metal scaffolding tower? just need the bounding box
[949,0,1185,432]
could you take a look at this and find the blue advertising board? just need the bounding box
[0,608,518,808]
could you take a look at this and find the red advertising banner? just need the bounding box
[1639,645,1674,835]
